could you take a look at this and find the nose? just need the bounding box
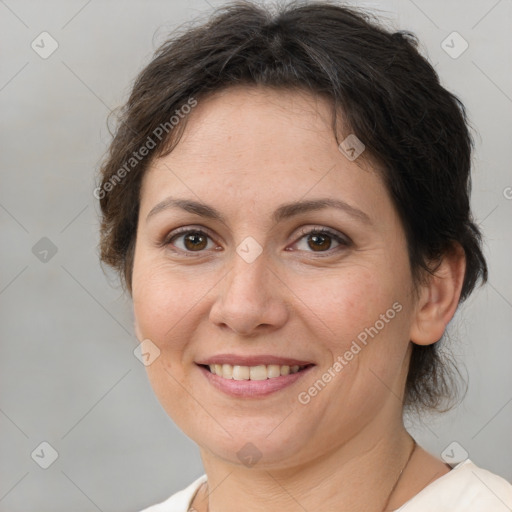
[209,250,290,337]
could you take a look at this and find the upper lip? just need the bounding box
[196,354,314,366]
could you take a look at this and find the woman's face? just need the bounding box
[132,85,419,467]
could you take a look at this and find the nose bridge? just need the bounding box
[223,230,271,295]
[224,246,272,307]
[209,244,289,334]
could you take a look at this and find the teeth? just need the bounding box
[207,363,307,380]
[222,363,233,379]
[249,365,267,381]
[233,365,249,380]
[267,365,281,378]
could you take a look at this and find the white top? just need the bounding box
[140,460,512,511]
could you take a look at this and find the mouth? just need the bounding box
[195,355,315,398]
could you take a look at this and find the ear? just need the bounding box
[409,243,466,346]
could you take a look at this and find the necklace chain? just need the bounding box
[380,437,417,511]
[189,438,417,512]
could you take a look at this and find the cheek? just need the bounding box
[132,260,192,354]
[132,256,223,368]
[294,260,412,393]
[132,255,204,336]
[132,262,209,426]
[293,266,394,345]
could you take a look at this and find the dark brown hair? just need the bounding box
[97,0,488,412]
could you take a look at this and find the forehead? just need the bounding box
[140,85,389,225]
[160,85,342,165]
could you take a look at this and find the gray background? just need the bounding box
[1,0,511,510]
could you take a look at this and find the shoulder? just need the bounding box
[395,459,512,511]
[139,475,207,512]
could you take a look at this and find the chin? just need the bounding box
[183,415,317,469]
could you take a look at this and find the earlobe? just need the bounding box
[410,244,466,346]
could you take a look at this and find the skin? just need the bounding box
[131,85,466,511]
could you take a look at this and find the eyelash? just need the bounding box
[162,226,350,258]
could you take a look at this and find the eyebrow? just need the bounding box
[146,196,372,225]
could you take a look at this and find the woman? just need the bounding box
[97,1,512,510]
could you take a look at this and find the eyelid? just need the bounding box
[163,225,215,243]
[293,226,351,245]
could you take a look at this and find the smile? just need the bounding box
[196,356,315,398]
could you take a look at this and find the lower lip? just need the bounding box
[197,364,314,398]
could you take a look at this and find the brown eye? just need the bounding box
[293,228,350,255]
[166,229,216,254]
[307,232,333,251]
[182,232,208,251]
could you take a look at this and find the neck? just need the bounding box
[197,417,414,512]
